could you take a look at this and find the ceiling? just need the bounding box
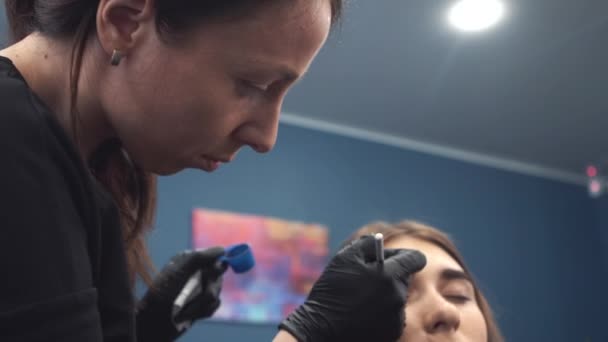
[1,1,606,181]
[283,0,608,180]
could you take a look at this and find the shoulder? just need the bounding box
[0,71,101,231]
[0,74,52,149]
[0,70,82,166]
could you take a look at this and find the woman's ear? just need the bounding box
[96,0,155,59]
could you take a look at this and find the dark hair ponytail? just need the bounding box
[5,0,36,42]
[89,140,157,286]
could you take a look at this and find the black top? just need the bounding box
[0,56,135,342]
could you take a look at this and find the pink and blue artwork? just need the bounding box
[191,208,329,324]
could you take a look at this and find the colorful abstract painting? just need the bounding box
[191,208,329,324]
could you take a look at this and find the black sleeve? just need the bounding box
[0,80,103,341]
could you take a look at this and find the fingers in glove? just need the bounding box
[152,247,226,296]
[173,275,223,322]
[383,305,406,341]
[340,235,378,263]
[180,246,226,275]
[174,294,221,323]
[383,249,426,283]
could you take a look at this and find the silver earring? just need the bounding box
[110,49,123,66]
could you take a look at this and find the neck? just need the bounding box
[0,33,115,161]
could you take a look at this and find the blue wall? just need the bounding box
[594,197,608,270]
[149,124,608,342]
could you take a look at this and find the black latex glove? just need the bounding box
[279,235,426,342]
[136,247,226,342]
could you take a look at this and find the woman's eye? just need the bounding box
[244,79,270,92]
[235,77,283,99]
[446,294,471,304]
[235,79,267,98]
[254,82,271,91]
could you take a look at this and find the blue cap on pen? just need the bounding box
[220,243,255,273]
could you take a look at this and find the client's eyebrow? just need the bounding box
[440,268,473,284]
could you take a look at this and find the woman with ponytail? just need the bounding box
[0,1,428,341]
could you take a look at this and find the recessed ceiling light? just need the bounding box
[448,0,505,32]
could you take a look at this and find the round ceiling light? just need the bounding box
[448,0,506,32]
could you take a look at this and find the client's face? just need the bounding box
[385,237,488,342]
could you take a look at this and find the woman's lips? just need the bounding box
[195,156,221,172]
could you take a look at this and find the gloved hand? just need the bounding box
[279,235,426,342]
[136,247,226,342]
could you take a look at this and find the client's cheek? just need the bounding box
[462,308,488,341]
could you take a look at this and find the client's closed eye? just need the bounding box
[445,294,471,304]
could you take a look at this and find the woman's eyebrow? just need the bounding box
[440,268,473,284]
[242,58,302,82]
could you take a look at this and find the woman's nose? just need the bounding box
[422,293,461,334]
[236,102,281,154]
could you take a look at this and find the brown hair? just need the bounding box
[4,0,343,286]
[346,220,504,342]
